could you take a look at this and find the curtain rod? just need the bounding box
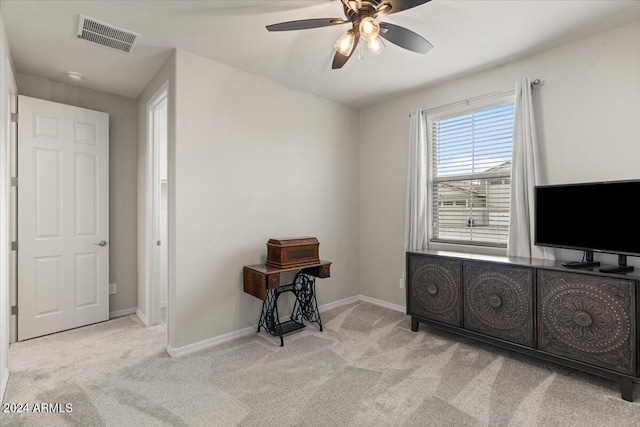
[409,79,541,117]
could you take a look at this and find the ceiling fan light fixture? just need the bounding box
[367,36,386,56]
[359,16,380,42]
[334,30,356,56]
[266,0,433,70]
[377,3,392,14]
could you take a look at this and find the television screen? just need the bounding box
[535,180,640,256]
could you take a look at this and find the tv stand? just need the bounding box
[600,255,635,274]
[407,249,639,402]
[561,250,600,269]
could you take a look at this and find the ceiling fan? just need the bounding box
[266,0,433,69]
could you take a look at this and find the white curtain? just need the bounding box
[404,108,428,254]
[507,79,556,260]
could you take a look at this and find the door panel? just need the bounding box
[74,152,98,237]
[18,95,109,340]
[35,256,62,316]
[34,148,62,238]
[75,252,99,308]
[33,114,60,139]
[74,121,97,145]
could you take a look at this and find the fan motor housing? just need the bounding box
[343,0,384,21]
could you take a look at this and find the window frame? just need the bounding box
[425,90,515,252]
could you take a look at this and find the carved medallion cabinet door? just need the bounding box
[407,255,462,327]
[464,262,534,347]
[537,270,636,375]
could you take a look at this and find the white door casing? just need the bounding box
[146,81,168,327]
[8,61,18,344]
[18,96,109,341]
[2,54,19,401]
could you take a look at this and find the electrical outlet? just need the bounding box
[399,278,405,290]
[109,283,117,294]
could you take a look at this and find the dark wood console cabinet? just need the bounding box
[407,250,638,401]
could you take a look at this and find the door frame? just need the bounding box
[1,57,17,400]
[7,60,17,344]
[145,80,169,327]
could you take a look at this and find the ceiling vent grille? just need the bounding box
[77,15,140,53]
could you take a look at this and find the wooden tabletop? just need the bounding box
[244,260,332,275]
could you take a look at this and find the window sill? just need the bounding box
[428,241,507,257]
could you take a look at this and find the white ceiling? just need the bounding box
[3,0,640,108]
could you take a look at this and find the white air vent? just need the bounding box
[77,15,140,53]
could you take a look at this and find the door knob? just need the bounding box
[94,240,107,247]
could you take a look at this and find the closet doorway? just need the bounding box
[145,81,168,327]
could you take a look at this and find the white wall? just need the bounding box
[16,74,139,315]
[0,8,15,402]
[359,22,640,307]
[171,49,360,349]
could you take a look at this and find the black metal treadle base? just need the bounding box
[257,270,323,346]
[278,320,306,335]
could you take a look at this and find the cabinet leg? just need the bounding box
[411,317,419,332]
[619,376,634,402]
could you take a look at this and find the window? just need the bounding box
[427,95,514,248]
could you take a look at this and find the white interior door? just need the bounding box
[17,96,109,340]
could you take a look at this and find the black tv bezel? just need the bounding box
[534,179,640,258]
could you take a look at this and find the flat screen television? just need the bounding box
[535,180,640,258]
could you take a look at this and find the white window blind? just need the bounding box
[428,97,514,248]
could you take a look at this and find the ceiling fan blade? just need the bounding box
[332,33,360,69]
[379,22,433,54]
[266,18,348,32]
[376,0,431,16]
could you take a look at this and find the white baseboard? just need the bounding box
[109,307,137,319]
[318,295,360,312]
[1,367,9,403]
[165,294,403,358]
[136,309,149,326]
[358,294,406,313]
[166,324,257,358]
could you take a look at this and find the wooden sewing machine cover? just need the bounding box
[266,237,320,268]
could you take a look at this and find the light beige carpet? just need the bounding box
[3,302,639,426]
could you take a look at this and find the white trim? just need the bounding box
[7,62,17,344]
[136,309,149,326]
[166,324,257,358]
[165,294,401,358]
[426,92,515,251]
[0,367,8,402]
[425,88,514,120]
[109,307,137,319]
[358,294,406,313]
[145,80,169,327]
[318,295,360,312]
[1,56,17,403]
